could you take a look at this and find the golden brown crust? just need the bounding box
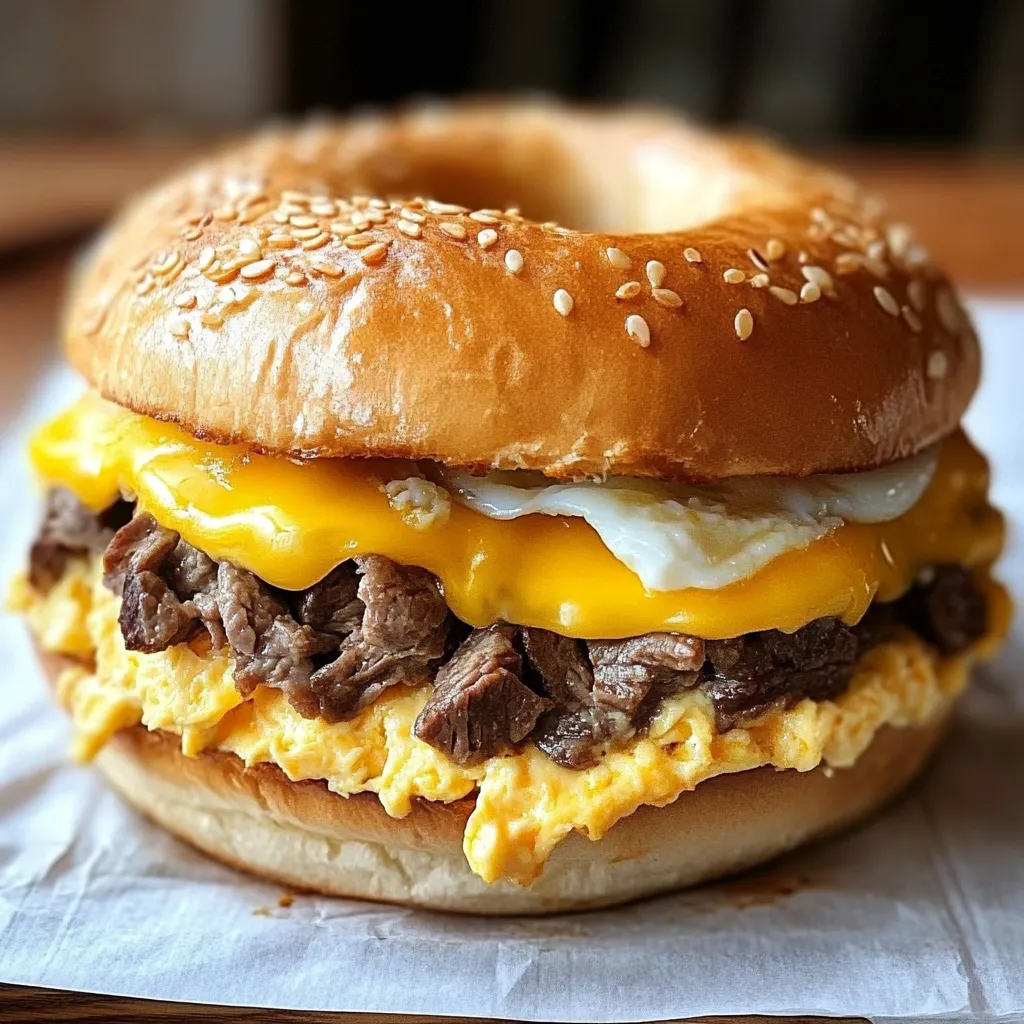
[65,101,977,480]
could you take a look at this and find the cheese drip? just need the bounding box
[29,392,1003,639]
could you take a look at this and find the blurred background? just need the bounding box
[0,0,1022,418]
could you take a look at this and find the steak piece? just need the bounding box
[236,616,338,697]
[103,514,207,653]
[703,618,859,731]
[297,563,364,638]
[898,565,988,654]
[29,488,131,591]
[119,570,201,653]
[414,625,550,765]
[532,705,632,770]
[354,554,449,653]
[589,633,704,714]
[521,628,593,708]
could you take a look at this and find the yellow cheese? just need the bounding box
[18,557,1009,884]
[29,392,1004,639]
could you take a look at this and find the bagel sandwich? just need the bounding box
[12,102,1008,914]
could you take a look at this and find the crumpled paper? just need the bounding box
[0,301,1021,1023]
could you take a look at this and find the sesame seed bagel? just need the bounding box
[65,101,978,479]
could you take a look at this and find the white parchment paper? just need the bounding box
[0,301,1021,1023]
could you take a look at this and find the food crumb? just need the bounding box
[252,907,270,917]
[278,892,295,909]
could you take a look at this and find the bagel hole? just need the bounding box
[343,125,742,233]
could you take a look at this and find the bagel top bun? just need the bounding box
[65,101,978,480]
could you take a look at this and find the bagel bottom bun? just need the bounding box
[78,672,947,916]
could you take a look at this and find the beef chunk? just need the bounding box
[589,633,704,714]
[234,616,337,698]
[521,628,593,708]
[898,565,988,654]
[102,513,180,594]
[300,630,423,720]
[119,570,201,653]
[29,488,130,591]
[297,563,363,637]
[215,562,286,658]
[414,625,550,765]
[354,554,448,654]
[703,618,859,731]
[533,705,632,770]
[287,556,451,721]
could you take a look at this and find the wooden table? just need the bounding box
[0,143,1020,1022]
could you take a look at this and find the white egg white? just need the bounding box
[436,449,938,592]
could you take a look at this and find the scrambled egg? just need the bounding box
[12,557,998,885]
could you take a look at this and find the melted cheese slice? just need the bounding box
[30,392,1003,639]
[11,558,1011,884]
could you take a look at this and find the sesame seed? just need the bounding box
[267,234,297,248]
[216,285,237,304]
[301,232,330,250]
[368,198,388,210]
[625,313,651,347]
[238,238,261,257]
[329,223,356,238]
[936,288,961,333]
[906,243,930,267]
[927,351,949,379]
[290,214,318,229]
[345,232,376,249]
[291,226,323,240]
[901,305,923,333]
[683,247,702,263]
[201,309,223,327]
[863,256,890,279]
[310,202,338,217]
[835,252,862,275]
[272,211,290,224]
[470,210,500,225]
[616,281,642,300]
[401,208,426,224]
[427,200,468,215]
[213,205,237,221]
[652,288,683,308]
[360,241,390,264]
[747,248,769,273]
[866,239,887,261]
[198,247,216,271]
[504,249,524,274]
[800,282,821,303]
[281,189,310,205]
[723,268,745,284]
[907,279,926,313]
[646,260,666,288]
[553,289,574,316]
[765,238,785,260]
[873,285,900,316]
[798,251,809,264]
[477,229,498,249]
[134,277,154,296]
[240,258,275,280]
[152,250,181,275]
[769,285,799,306]
[439,222,467,240]
[168,318,190,338]
[802,265,834,293]
[810,206,831,225]
[606,247,631,270]
[285,270,308,286]
[397,219,422,238]
[750,273,770,288]
[886,223,912,259]
[181,225,203,241]
[734,308,754,341]
[309,258,343,278]
[173,291,197,309]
